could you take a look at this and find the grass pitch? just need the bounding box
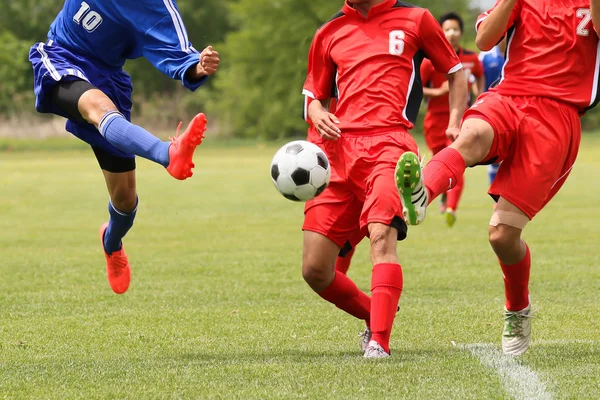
[0,136,599,399]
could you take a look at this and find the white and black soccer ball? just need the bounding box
[270,140,331,202]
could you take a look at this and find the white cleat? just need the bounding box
[395,152,428,226]
[363,340,390,359]
[502,305,532,356]
[359,327,372,353]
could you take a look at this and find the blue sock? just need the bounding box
[488,163,499,184]
[104,197,138,255]
[99,112,170,167]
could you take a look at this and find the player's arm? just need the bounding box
[423,83,449,98]
[591,0,600,38]
[446,70,468,139]
[303,29,340,140]
[419,10,468,139]
[142,12,220,91]
[476,0,521,51]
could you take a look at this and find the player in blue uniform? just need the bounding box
[29,0,220,294]
[478,38,506,185]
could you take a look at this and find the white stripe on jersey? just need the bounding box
[448,63,463,74]
[302,89,316,99]
[499,29,516,85]
[402,59,416,121]
[37,43,61,81]
[590,41,600,107]
[476,12,489,31]
[162,0,197,54]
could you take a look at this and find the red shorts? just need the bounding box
[423,112,451,155]
[303,131,418,248]
[464,92,581,219]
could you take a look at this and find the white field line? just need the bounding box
[459,343,553,400]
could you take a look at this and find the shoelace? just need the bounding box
[503,310,532,337]
[169,122,184,143]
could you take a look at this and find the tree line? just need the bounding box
[8,1,597,137]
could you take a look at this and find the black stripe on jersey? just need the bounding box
[319,11,345,30]
[462,49,476,55]
[392,1,419,9]
[406,50,426,124]
[585,42,600,113]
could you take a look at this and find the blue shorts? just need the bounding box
[29,40,134,158]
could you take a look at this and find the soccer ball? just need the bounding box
[270,140,331,201]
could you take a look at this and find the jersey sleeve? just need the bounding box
[142,14,206,91]
[476,0,523,33]
[418,10,462,75]
[302,29,336,100]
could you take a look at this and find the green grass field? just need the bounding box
[1,136,599,399]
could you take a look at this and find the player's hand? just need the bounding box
[197,46,220,76]
[311,110,341,140]
[437,81,450,97]
[446,127,460,141]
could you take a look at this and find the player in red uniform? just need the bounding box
[420,12,485,226]
[302,0,467,358]
[305,95,360,275]
[397,0,600,356]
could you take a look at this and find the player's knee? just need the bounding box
[78,89,119,127]
[454,122,493,166]
[488,225,520,256]
[368,224,396,263]
[302,262,333,291]
[110,187,137,213]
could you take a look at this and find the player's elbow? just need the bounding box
[475,33,496,52]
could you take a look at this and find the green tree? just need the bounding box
[209,0,472,138]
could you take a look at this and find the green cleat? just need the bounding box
[395,151,428,225]
[445,208,456,227]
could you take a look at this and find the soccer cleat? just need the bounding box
[502,305,532,356]
[363,340,390,359]
[166,113,207,180]
[359,327,373,353]
[395,151,428,225]
[99,222,131,294]
[445,208,456,227]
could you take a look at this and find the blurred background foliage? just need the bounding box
[1,0,598,138]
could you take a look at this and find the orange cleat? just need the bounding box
[166,113,207,180]
[99,222,131,294]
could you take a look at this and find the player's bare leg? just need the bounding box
[363,223,403,359]
[397,118,495,225]
[78,89,206,180]
[99,170,137,294]
[302,232,372,353]
[489,197,532,356]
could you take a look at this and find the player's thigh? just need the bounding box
[52,80,117,127]
[303,181,362,250]
[491,100,580,219]
[460,92,521,167]
[359,132,416,242]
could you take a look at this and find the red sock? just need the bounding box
[500,245,531,311]
[318,271,371,324]
[423,148,466,205]
[370,263,403,353]
[335,248,355,275]
[445,173,465,211]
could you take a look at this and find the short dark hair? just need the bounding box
[438,12,464,32]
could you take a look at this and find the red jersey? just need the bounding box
[302,0,462,134]
[421,48,484,115]
[477,0,600,112]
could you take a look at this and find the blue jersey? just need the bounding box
[48,0,203,90]
[479,46,505,92]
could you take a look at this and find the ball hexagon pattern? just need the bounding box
[270,140,331,202]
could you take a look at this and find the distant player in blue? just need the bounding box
[29,0,220,294]
[479,38,506,185]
